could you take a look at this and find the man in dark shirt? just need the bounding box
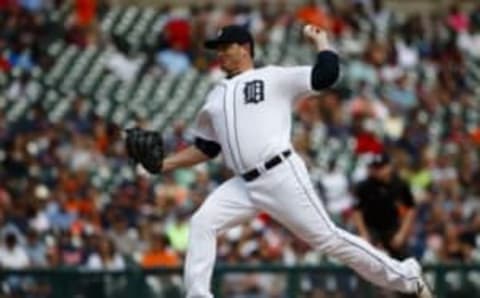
[353,153,416,259]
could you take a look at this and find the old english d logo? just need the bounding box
[243,80,264,104]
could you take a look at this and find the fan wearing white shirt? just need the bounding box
[85,238,125,271]
[0,233,29,269]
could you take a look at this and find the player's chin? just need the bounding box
[220,63,232,73]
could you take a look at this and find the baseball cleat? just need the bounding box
[416,277,433,298]
[406,258,434,298]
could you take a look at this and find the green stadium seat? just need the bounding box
[94,98,112,118]
[114,7,140,36]
[113,81,136,104]
[94,74,119,102]
[47,41,66,57]
[25,81,44,103]
[49,94,75,122]
[45,45,79,86]
[126,8,157,48]
[145,15,168,47]
[6,100,29,121]
[101,7,123,33]
[111,106,131,125]
[0,72,8,89]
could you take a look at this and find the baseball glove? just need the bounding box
[125,127,164,174]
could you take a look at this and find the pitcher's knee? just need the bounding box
[189,212,215,234]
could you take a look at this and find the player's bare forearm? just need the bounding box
[353,210,370,242]
[396,208,416,241]
[162,145,211,172]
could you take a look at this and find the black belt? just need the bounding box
[241,150,292,182]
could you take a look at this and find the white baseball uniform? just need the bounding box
[185,64,422,297]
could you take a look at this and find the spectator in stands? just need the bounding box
[155,173,188,208]
[384,73,418,112]
[163,120,191,153]
[107,213,140,257]
[6,72,32,101]
[446,4,469,34]
[296,0,331,29]
[156,40,191,75]
[0,232,29,268]
[0,209,24,245]
[423,223,475,264]
[165,208,190,255]
[369,0,394,38]
[152,15,192,74]
[315,159,354,224]
[353,153,416,259]
[351,114,384,155]
[85,237,125,271]
[353,153,418,297]
[24,229,47,267]
[57,231,83,266]
[190,167,217,203]
[45,192,77,232]
[104,40,143,82]
[141,232,179,268]
[75,0,97,28]
[65,98,94,134]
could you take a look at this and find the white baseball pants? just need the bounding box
[184,152,421,298]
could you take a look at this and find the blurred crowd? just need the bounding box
[1,0,480,296]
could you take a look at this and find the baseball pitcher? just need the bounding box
[125,24,433,298]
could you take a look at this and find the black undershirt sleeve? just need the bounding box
[311,50,340,90]
[194,137,221,158]
[399,179,415,208]
[352,182,366,210]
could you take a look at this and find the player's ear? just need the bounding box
[239,43,251,58]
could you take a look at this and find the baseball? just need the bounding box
[303,24,322,37]
[303,24,315,36]
[303,24,329,50]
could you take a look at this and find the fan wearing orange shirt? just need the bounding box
[141,232,180,268]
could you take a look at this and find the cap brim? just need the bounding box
[204,39,238,49]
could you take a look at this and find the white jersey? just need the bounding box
[193,65,312,174]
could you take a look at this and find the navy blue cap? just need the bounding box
[204,25,254,56]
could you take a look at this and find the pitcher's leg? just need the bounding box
[249,154,421,294]
[185,177,257,298]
